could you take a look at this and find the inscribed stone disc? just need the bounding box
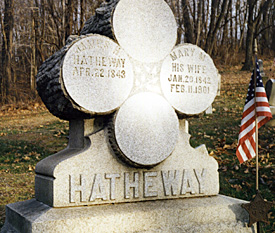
[160,44,219,115]
[114,92,179,167]
[62,34,134,114]
[112,0,177,63]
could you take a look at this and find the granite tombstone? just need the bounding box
[258,59,265,77]
[2,0,255,232]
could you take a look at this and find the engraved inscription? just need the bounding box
[160,44,219,115]
[62,34,134,113]
[144,171,158,197]
[89,174,107,201]
[124,172,139,199]
[161,170,180,196]
[194,168,207,194]
[105,173,120,200]
[72,56,126,80]
[69,174,86,203]
[180,169,195,195]
[69,168,208,204]
[168,62,211,94]
[170,48,196,61]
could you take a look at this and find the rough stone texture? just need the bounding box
[1,195,256,233]
[62,34,134,114]
[112,0,177,63]
[160,44,219,115]
[110,92,179,167]
[80,0,119,39]
[36,36,92,120]
[35,119,218,207]
[36,0,119,120]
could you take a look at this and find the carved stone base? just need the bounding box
[1,195,256,233]
[34,119,219,207]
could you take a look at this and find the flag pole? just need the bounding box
[253,39,259,191]
[241,40,273,230]
[253,39,260,232]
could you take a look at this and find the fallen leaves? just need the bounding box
[223,144,231,149]
[23,156,30,161]
[244,168,249,174]
[189,76,275,231]
[231,184,242,191]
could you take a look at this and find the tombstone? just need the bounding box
[258,59,265,77]
[265,79,275,126]
[2,0,255,232]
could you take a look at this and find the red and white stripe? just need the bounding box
[236,87,272,164]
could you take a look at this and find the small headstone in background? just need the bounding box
[205,105,213,114]
[265,79,275,102]
[265,79,275,126]
[217,73,221,96]
[258,59,265,77]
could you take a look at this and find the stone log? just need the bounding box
[80,0,119,39]
[36,0,119,120]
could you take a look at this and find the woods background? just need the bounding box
[0,0,274,105]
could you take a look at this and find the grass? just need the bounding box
[0,113,69,228]
[189,72,275,232]
[0,65,275,231]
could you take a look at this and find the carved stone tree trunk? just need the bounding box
[36,0,119,120]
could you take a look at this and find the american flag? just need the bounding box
[236,58,272,164]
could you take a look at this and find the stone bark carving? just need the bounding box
[80,0,119,39]
[36,0,119,120]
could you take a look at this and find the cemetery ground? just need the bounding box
[0,61,275,232]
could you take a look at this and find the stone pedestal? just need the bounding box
[2,195,255,233]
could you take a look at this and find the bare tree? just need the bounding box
[65,0,74,40]
[181,0,195,43]
[30,2,38,92]
[1,0,14,103]
[0,0,275,104]
[205,0,229,55]
[242,0,272,70]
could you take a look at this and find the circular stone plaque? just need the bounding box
[112,0,177,63]
[62,34,134,114]
[113,92,179,167]
[160,44,219,115]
